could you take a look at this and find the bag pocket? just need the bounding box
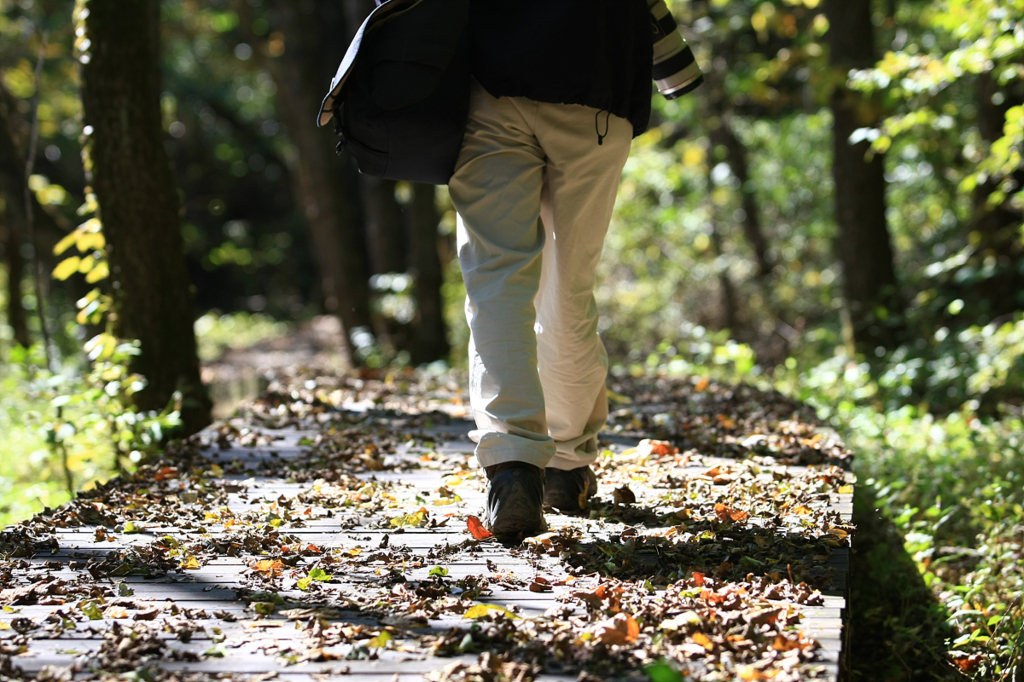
[367,38,455,111]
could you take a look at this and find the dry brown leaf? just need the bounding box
[612,486,637,505]
[593,613,640,645]
[714,503,750,523]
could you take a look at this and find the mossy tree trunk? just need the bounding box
[79,0,211,433]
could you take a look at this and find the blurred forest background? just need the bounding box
[1,0,1022,678]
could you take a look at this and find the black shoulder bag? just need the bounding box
[316,0,471,186]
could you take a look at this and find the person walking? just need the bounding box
[449,0,703,541]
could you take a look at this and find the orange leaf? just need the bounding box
[714,503,750,523]
[252,559,284,577]
[637,439,678,457]
[792,505,813,515]
[692,632,714,651]
[625,614,640,642]
[593,613,639,645]
[691,571,705,586]
[467,515,492,540]
[154,467,179,481]
[695,377,710,392]
[953,654,982,672]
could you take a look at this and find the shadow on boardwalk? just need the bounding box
[2,369,856,682]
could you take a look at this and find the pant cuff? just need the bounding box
[471,430,555,470]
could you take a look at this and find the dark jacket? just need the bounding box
[469,1,655,137]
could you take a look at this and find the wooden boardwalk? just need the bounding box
[0,373,854,681]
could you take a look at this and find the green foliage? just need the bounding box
[194,311,290,363]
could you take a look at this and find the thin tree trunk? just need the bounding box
[0,88,32,349]
[259,0,374,362]
[79,0,211,434]
[708,115,772,279]
[363,178,406,276]
[826,0,903,353]
[408,183,449,363]
[1,219,30,348]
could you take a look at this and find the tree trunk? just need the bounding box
[79,0,211,434]
[969,72,1024,319]
[1,219,30,349]
[259,0,374,362]
[363,178,406,276]
[0,89,32,350]
[826,0,903,353]
[407,183,449,363]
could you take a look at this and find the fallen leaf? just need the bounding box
[467,516,492,540]
[692,631,714,651]
[613,486,637,505]
[252,559,284,577]
[637,439,678,457]
[463,604,518,620]
[952,653,982,673]
[154,467,179,481]
[695,377,710,392]
[593,613,640,645]
[714,503,750,523]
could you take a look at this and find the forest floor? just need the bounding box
[0,368,855,681]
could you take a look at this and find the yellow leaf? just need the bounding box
[53,256,81,280]
[77,231,105,252]
[84,261,108,283]
[606,388,632,405]
[78,255,96,274]
[838,485,854,494]
[463,604,519,620]
[368,630,392,648]
[53,231,78,256]
[181,556,201,570]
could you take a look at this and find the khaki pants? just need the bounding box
[449,81,633,471]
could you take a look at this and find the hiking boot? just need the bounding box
[484,462,547,542]
[543,465,598,513]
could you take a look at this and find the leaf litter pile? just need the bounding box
[0,369,854,681]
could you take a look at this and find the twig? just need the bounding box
[998,596,1024,682]
[1004,608,1024,682]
